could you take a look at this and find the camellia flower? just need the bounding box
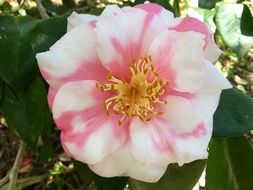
[36,3,232,182]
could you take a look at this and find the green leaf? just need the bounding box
[0,80,3,112]
[73,160,94,189]
[0,16,38,93]
[31,16,67,53]
[198,0,220,9]
[215,3,253,58]
[206,136,253,190]
[40,143,53,163]
[2,76,52,148]
[73,160,128,190]
[240,5,253,37]
[94,175,128,190]
[213,88,253,137]
[129,160,206,190]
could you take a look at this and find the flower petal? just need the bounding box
[173,119,213,166]
[204,37,221,63]
[52,80,128,164]
[48,87,57,110]
[162,95,205,133]
[67,12,98,31]
[89,141,167,182]
[130,117,177,166]
[149,30,205,93]
[169,17,211,47]
[188,60,232,123]
[36,23,108,89]
[95,5,167,79]
[135,3,174,26]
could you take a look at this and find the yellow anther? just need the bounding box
[96,55,168,125]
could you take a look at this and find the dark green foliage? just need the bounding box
[129,160,206,190]
[206,136,253,190]
[240,5,253,37]
[213,88,253,137]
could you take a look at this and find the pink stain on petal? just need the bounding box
[169,17,210,48]
[89,20,97,28]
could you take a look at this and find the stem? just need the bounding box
[173,0,181,17]
[35,0,49,19]
[8,141,26,190]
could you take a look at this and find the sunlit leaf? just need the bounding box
[215,3,253,58]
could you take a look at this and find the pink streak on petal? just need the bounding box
[55,98,129,150]
[176,122,207,138]
[135,3,162,15]
[166,89,195,100]
[40,60,108,87]
[47,87,57,110]
[108,13,155,80]
[169,17,210,48]
[89,20,97,28]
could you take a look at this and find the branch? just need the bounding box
[35,0,49,19]
[8,141,26,190]
[0,173,9,187]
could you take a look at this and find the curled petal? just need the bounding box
[89,141,167,183]
[149,30,205,93]
[52,80,128,164]
[188,60,232,123]
[169,17,211,48]
[135,3,174,26]
[95,5,167,79]
[67,12,98,31]
[204,37,221,63]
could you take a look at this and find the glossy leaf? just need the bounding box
[240,5,253,36]
[206,136,253,190]
[215,3,253,58]
[2,76,52,148]
[73,160,128,190]
[213,88,253,137]
[198,0,220,9]
[129,160,206,190]
[0,16,38,93]
[31,17,67,53]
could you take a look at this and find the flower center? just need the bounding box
[96,55,168,125]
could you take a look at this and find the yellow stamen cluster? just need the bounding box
[96,55,168,125]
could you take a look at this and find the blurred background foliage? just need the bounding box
[0,0,253,190]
